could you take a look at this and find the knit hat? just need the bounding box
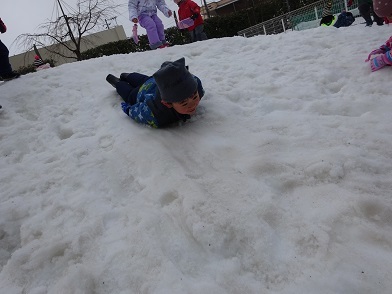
[374,0,392,17]
[322,1,332,17]
[34,55,40,60]
[153,57,197,103]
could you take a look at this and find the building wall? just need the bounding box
[9,25,127,69]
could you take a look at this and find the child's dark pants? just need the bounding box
[116,73,150,105]
[359,3,384,26]
[0,40,12,75]
[190,25,207,42]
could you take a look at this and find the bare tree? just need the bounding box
[16,0,121,62]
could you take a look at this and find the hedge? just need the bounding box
[81,2,288,60]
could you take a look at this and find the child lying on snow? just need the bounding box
[319,1,355,28]
[366,0,392,72]
[106,57,204,128]
[366,36,392,72]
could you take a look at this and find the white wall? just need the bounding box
[9,25,127,69]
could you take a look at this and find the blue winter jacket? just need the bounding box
[127,75,204,128]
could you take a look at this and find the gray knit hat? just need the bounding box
[153,57,197,103]
[374,0,392,17]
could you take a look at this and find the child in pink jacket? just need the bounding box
[366,36,392,72]
[366,0,392,72]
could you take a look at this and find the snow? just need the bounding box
[1,24,392,294]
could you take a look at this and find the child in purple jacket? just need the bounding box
[128,0,172,49]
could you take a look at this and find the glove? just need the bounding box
[365,45,390,62]
[347,0,353,7]
[190,13,199,20]
[177,18,194,29]
[132,24,139,44]
[370,50,392,72]
[370,55,387,72]
[121,102,131,116]
[370,51,392,72]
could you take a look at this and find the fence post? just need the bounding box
[281,18,286,32]
[263,25,266,35]
[315,6,319,20]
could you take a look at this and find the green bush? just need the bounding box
[17,59,55,75]
[81,26,191,61]
[81,2,290,59]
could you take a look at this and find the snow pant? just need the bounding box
[189,25,207,42]
[0,40,12,76]
[359,3,384,26]
[138,14,166,49]
[115,73,150,105]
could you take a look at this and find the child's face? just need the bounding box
[168,90,200,115]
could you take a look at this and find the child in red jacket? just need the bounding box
[174,0,207,42]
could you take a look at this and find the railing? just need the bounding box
[238,0,358,37]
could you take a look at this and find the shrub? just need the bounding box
[17,59,55,75]
[80,2,289,59]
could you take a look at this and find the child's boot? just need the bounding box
[1,71,20,81]
[106,74,120,88]
[370,51,392,72]
[120,73,131,81]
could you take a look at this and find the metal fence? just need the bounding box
[237,0,358,37]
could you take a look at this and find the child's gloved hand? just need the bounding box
[370,55,387,72]
[365,45,390,62]
[132,24,139,44]
[370,51,392,72]
[121,102,131,116]
[190,13,199,20]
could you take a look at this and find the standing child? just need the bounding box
[128,0,172,50]
[106,57,205,128]
[174,0,207,42]
[355,0,384,26]
[0,17,20,81]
